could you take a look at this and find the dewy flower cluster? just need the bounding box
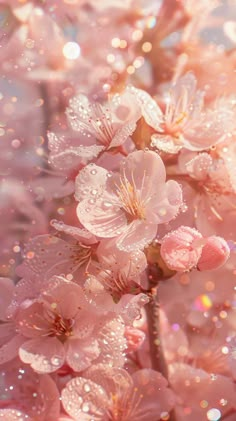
[0,0,236,420]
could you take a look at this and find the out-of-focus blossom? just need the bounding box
[169,363,236,421]
[0,358,60,420]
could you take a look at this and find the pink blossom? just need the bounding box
[61,364,175,421]
[48,89,140,171]
[84,275,149,325]
[169,363,236,421]
[75,150,182,251]
[91,238,147,300]
[133,72,235,153]
[178,148,236,239]
[16,230,98,282]
[0,276,127,373]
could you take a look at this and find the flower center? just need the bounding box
[116,174,146,222]
[49,313,74,342]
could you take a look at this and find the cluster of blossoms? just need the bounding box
[0,0,236,420]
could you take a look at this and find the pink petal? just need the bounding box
[74,163,108,202]
[17,235,87,279]
[48,132,104,170]
[116,220,157,251]
[0,334,25,365]
[197,236,230,271]
[151,180,182,224]
[50,220,96,243]
[130,369,176,420]
[0,278,14,320]
[41,278,88,319]
[160,226,203,271]
[120,150,166,200]
[96,316,126,367]
[76,196,127,238]
[0,409,31,421]
[61,377,109,420]
[84,364,133,396]
[39,375,61,420]
[19,337,65,373]
[65,338,100,372]
[185,107,235,150]
[109,122,137,148]
[128,86,163,131]
[185,153,212,180]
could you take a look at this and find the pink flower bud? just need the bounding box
[197,236,230,271]
[124,327,145,353]
[160,226,203,271]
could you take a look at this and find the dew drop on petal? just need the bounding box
[82,403,90,413]
[84,383,91,392]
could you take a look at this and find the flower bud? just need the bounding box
[160,226,203,271]
[197,236,230,271]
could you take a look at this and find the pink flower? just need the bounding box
[16,229,98,282]
[92,238,147,300]
[75,150,182,251]
[0,276,127,373]
[132,73,235,153]
[178,148,236,239]
[49,89,141,171]
[160,226,203,271]
[61,364,175,421]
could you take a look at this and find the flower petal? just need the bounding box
[65,338,100,372]
[116,220,157,251]
[0,334,24,365]
[74,163,108,202]
[19,337,65,373]
[61,377,108,421]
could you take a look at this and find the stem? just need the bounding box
[145,265,177,421]
[39,81,51,153]
[145,285,168,377]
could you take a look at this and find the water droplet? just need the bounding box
[84,383,91,392]
[51,356,62,366]
[82,403,90,413]
[158,208,167,216]
[90,169,97,175]
[103,201,113,208]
